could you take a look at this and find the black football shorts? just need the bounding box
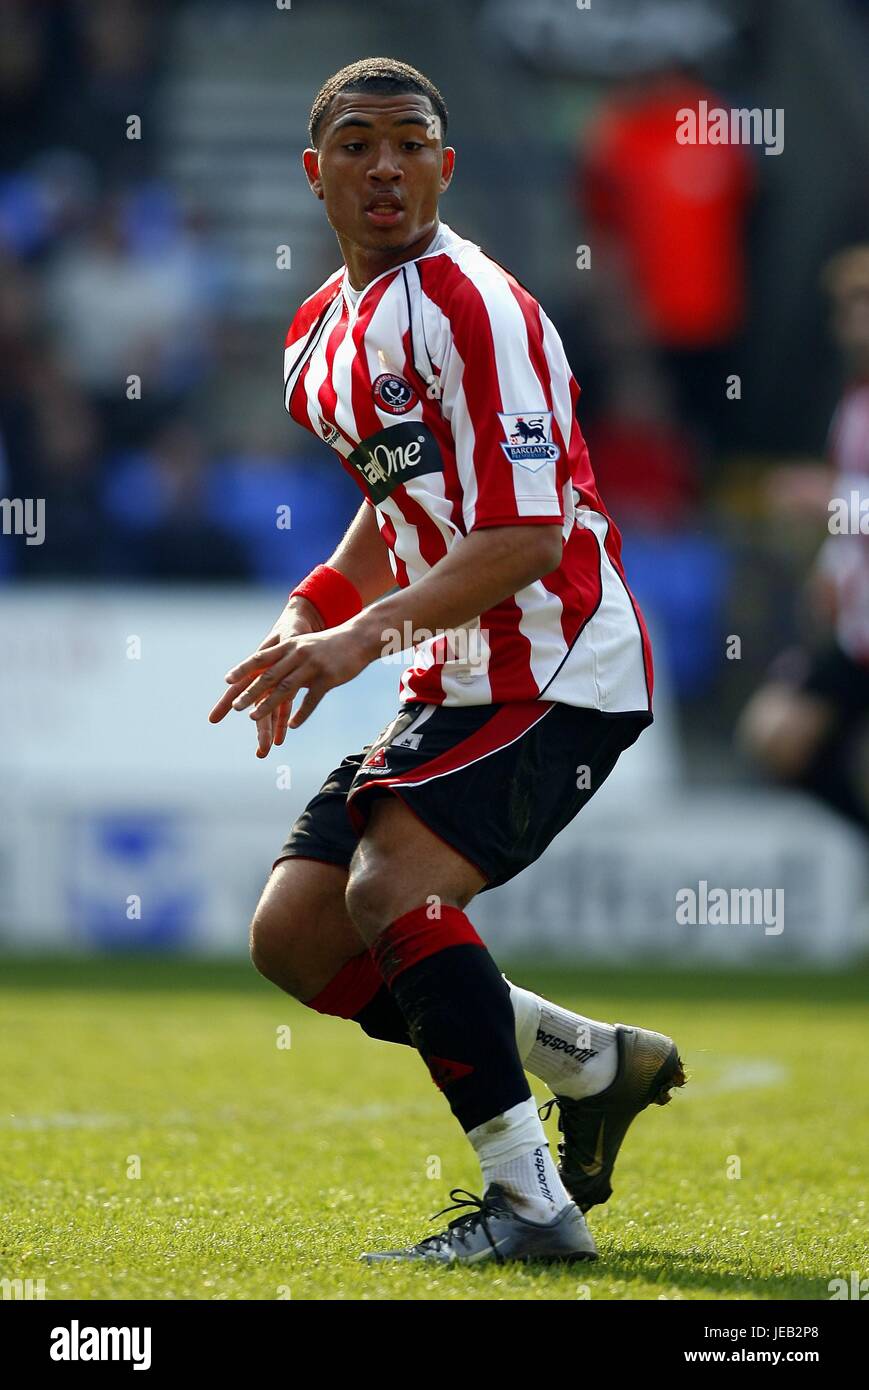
[274,700,651,892]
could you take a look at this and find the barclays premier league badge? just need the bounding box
[498,411,560,472]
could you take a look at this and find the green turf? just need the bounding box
[1,956,867,1301]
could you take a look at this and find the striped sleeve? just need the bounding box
[423,260,566,532]
[282,271,344,403]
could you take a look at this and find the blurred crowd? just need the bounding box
[0,0,357,585]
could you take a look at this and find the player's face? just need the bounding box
[303,92,454,260]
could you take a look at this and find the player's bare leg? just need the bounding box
[249,826,684,1226]
[249,856,414,1043]
[250,850,631,1087]
[250,859,359,998]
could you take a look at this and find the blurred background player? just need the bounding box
[579,63,754,460]
[738,245,869,833]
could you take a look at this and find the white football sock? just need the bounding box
[467,1097,572,1221]
[508,980,619,1100]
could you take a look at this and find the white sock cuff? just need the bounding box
[466,1096,547,1168]
[505,978,541,1062]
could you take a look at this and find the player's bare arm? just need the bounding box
[223,519,563,728]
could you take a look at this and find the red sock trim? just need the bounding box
[305,951,382,1019]
[372,904,484,986]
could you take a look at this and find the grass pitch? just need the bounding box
[1,956,866,1301]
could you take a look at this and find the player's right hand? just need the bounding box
[208,599,321,757]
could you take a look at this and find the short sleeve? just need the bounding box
[433,271,566,533]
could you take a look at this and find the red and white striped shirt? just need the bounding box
[283,221,653,712]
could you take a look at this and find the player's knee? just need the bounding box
[344,864,395,943]
[248,902,305,997]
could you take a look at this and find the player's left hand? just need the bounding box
[224,626,373,729]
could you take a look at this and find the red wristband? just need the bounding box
[289,564,362,629]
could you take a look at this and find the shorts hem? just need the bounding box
[347,781,492,888]
[271,849,352,874]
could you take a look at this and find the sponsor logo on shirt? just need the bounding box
[373,372,418,415]
[348,422,444,505]
[498,411,560,471]
[318,415,340,445]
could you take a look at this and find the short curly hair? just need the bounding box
[308,56,448,148]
